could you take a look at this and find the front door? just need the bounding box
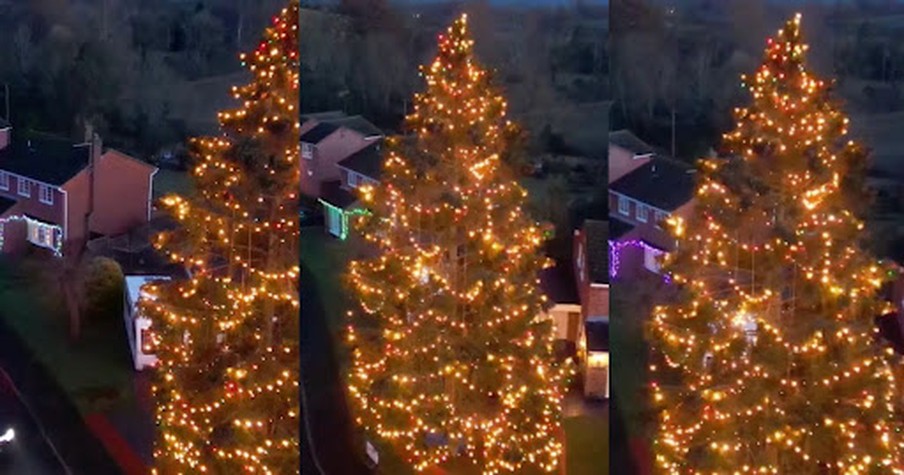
[327,207,342,237]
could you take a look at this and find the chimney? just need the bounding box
[84,122,94,144]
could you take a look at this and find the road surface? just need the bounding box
[0,368,68,474]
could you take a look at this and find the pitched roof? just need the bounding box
[301,111,347,122]
[584,219,608,285]
[609,129,654,156]
[300,122,340,144]
[102,149,156,172]
[610,157,696,212]
[319,180,358,209]
[328,115,383,138]
[609,217,634,240]
[0,131,90,185]
[539,260,579,305]
[0,195,16,215]
[338,141,383,180]
[585,317,609,352]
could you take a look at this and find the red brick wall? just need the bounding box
[0,175,66,230]
[62,170,90,247]
[572,227,611,319]
[90,150,154,236]
[300,128,372,198]
[0,204,28,254]
[586,285,609,318]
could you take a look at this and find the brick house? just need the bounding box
[608,130,696,279]
[300,111,383,198]
[574,220,609,399]
[319,140,382,239]
[540,219,609,347]
[0,125,156,256]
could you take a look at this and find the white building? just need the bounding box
[124,275,169,371]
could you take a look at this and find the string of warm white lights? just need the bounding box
[648,13,904,474]
[141,2,300,474]
[0,215,63,256]
[345,13,572,475]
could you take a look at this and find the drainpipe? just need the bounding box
[85,129,100,249]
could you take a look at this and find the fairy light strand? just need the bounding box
[345,13,572,475]
[142,2,300,473]
[648,14,904,474]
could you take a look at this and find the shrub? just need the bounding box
[82,257,125,324]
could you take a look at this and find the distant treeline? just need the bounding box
[0,0,286,158]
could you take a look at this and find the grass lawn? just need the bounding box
[565,415,609,475]
[0,258,137,415]
[610,276,664,440]
[300,228,354,330]
[153,169,194,199]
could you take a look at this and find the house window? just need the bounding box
[27,220,56,249]
[617,196,630,216]
[654,210,667,228]
[0,172,8,191]
[636,204,648,223]
[348,172,358,188]
[302,143,313,160]
[17,178,30,197]
[39,185,53,205]
[644,245,662,274]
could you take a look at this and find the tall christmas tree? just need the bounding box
[648,14,904,473]
[143,2,300,473]
[345,14,569,475]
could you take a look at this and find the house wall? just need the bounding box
[90,150,155,236]
[0,205,28,254]
[0,174,66,230]
[543,304,583,341]
[610,192,694,251]
[0,128,9,150]
[586,285,609,318]
[62,169,91,247]
[572,227,610,322]
[300,128,372,198]
[608,144,651,184]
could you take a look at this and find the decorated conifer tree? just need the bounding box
[143,2,300,473]
[648,14,904,473]
[345,13,570,475]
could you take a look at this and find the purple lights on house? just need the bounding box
[609,238,671,283]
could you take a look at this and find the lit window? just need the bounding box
[17,178,30,197]
[27,221,55,249]
[348,172,358,188]
[644,245,661,274]
[302,143,313,160]
[0,172,8,190]
[637,204,648,223]
[617,196,630,215]
[39,185,53,205]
